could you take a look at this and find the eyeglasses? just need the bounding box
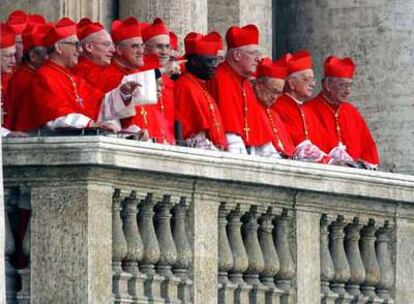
[91,41,114,48]
[240,49,262,59]
[60,41,81,49]
[1,53,16,60]
[262,82,283,96]
[148,43,171,51]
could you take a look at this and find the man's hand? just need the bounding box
[159,60,187,77]
[120,81,141,104]
[89,121,121,133]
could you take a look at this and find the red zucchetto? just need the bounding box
[225,24,259,49]
[141,18,169,42]
[286,50,313,74]
[111,17,141,43]
[324,56,355,79]
[1,23,16,48]
[43,18,77,47]
[257,57,288,79]
[77,18,105,41]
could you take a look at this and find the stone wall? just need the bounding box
[274,0,414,175]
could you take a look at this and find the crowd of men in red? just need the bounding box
[1,10,380,169]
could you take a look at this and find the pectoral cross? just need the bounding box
[0,102,6,126]
[277,139,284,151]
[140,107,148,126]
[244,126,250,141]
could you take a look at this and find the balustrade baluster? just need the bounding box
[227,204,251,303]
[122,191,148,304]
[112,189,133,303]
[376,221,394,303]
[172,198,193,304]
[137,193,164,303]
[259,207,283,304]
[320,215,338,304]
[17,218,31,304]
[360,219,382,303]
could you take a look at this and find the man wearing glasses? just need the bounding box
[305,56,380,169]
[208,24,277,156]
[18,18,141,132]
[72,18,115,88]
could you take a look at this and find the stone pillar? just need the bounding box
[320,215,337,304]
[172,198,192,304]
[0,137,5,304]
[191,191,219,304]
[295,209,320,304]
[360,219,382,303]
[121,191,148,304]
[217,203,236,304]
[242,206,266,303]
[112,189,133,304]
[259,208,282,304]
[5,206,18,304]
[208,0,273,56]
[274,0,414,173]
[344,218,366,302]
[274,210,295,303]
[118,0,208,50]
[17,218,31,304]
[375,221,394,303]
[329,215,352,303]
[30,183,113,304]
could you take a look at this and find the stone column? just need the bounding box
[113,189,133,304]
[274,210,295,303]
[295,209,320,304]
[274,0,414,173]
[5,205,18,304]
[17,218,31,304]
[121,191,148,304]
[227,204,251,303]
[154,195,180,304]
[329,215,353,303]
[172,198,192,304]
[242,206,266,303]
[0,135,4,304]
[375,222,394,303]
[208,0,273,56]
[137,193,164,303]
[320,215,338,304]
[217,203,236,304]
[360,219,382,303]
[259,208,283,304]
[344,218,366,303]
[30,183,113,304]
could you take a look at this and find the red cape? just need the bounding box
[262,104,296,157]
[1,72,12,127]
[19,60,103,131]
[105,60,175,144]
[273,94,331,151]
[175,71,227,149]
[207,62,275,146]
[4,64,36,131]
[159,74,175,137]
[72,57,108,88]
[306,94,380,164]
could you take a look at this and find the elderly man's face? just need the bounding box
[116,37,145,68]
[289,69,315,99]
[323,77,353,103]
[57,35,82,68]
[1,45,17,73]
[234,44,262,76]
[83,30,115,66]
[255,77,285,107]
[145,34,171,66]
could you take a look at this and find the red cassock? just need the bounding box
[159,74,175,137]
[262,104,296,157]
[72,57,107,89]
[273,93,331,151]
[306,94,380,165]
[4,64,36,131]
[207,62,275,147]
[174,71,227,149]
[18,60,103,131]
[1,72,12,127]
[104,60,175,144]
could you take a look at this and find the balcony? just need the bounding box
[3,136,414,304]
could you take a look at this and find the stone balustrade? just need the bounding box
[3,136,414,304]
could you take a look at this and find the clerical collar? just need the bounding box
[285,93,304,105]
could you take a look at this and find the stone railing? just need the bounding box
[3,136,414,304]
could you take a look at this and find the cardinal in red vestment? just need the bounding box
[305,56,380,169]
[175,31,227,150]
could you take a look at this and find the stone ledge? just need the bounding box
[3,136,414,204]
